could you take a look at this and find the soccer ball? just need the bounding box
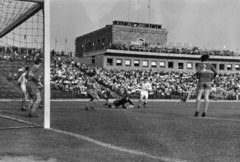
[127,105,134,109]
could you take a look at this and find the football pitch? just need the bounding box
[0,100,240,162]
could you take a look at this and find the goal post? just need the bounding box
[43,0,50,129]
[0,0,47,129]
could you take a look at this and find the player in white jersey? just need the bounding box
[138,77,152,108]
[18,67,30,111]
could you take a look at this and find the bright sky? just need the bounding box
[50,0,240,52]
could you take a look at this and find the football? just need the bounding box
[127,105,134,109]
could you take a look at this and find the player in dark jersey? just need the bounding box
[195,54,217,117]
[25,58,43,118]
[107,96,134,109]
[85,72,100,111]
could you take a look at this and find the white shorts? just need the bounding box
[20,84,28,99]
[140,91,148,100]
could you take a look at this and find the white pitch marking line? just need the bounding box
[199,117,240,122]
[50,128,187,162]
[0,114,42,127]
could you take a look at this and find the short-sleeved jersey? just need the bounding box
[196,62,217,82]
[85,78,96,89]
[141,82,152,92]
[18,72,27,85]
[26,65,41,84]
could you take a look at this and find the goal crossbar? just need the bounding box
[13,0,44,3]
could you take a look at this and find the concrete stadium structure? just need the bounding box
[75,20,240,73]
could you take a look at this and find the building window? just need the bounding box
[98,39,100,46]
[151,61,157,68]
[92,56,95,64]
[116,59,122,66]
[125,59,131,66]
[168,62,174,68]
[187,63,193,69]
[212,63,217,70]
[142,60,148,67]
[134,60,140,67]
[227,64,232,70]
[159,61,165,68]
[219,64,225,70]
[235,64,240,70]
[107,58,113,66]
[178,63,184,69]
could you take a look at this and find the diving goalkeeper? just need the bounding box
[107,96,134,109]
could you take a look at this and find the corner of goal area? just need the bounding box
[0,114,43,130]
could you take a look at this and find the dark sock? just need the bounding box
[195,111,199,117]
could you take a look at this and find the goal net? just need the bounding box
[0,0,44,129]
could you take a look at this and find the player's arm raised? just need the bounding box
[211,64,218,80]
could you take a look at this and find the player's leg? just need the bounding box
[28,95,34,113]
[86,90,99,111]
[110,104,116,109]
[28,92,41,117]
[186,91,192,101]
[86,89,95,110]
[104,95,110,105]
[202,89,210,117]
[85,94,94,111]
[195,83,204,117]
[143,92,148,108]
[20,85,27,111]
[138,92,144,108]
[107,100,114,108]
[38,89,44,108]
[91,93,100,110]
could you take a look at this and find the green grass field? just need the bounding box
[0,100,240,162]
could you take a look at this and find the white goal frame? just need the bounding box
[44,0,50,129]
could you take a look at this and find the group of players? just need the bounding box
[18,57,43,118]
[18,54,227,118]
[85,74,152,111]
[85,54,225,118]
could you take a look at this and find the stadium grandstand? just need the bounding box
[49,20,237,101]
[75,20,240,73]
[1,16,240,104]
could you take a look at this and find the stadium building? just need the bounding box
[75,20,240,73]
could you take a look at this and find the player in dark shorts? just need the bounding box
[107,96,134,109]
[85,72,100,111]
[195,54,217,117]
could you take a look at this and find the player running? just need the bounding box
[107,96,134,109]
[85,72,100,111]
[138,77,152,108]
[195,54,217,117]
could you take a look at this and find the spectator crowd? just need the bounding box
[1,48,240,101]
[107,43,239,57]
[48,55,240,100]
[0,45,43,62]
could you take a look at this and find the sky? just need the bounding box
[50,0,240,52]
